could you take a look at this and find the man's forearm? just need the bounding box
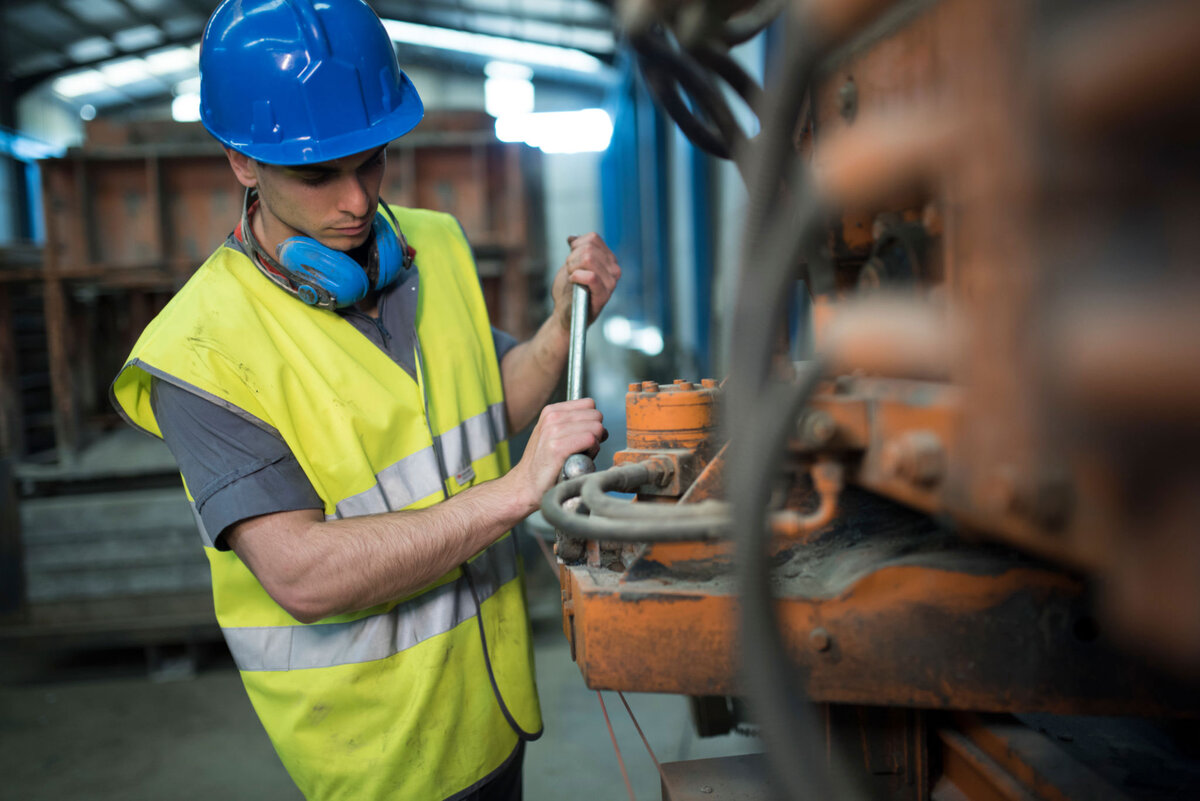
[500,314,570,433]
[228,472,538,623]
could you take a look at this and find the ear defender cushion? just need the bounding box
[275,236,372,308]
[372,212,403,291]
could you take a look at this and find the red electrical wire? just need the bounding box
[617,691,678,798]
[597,691,637,801]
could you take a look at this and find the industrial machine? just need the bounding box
[544,0,1200,797]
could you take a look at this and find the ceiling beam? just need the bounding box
[374,0,613,34]
[109,0,174,38]
[32,1,115,47]
[2,22,73,73]
[11,31,202,96]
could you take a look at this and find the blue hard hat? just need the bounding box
[199,0,424,165]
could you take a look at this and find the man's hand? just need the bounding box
[506,398,606,513]
[551,233,621,330]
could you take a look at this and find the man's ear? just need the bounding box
[224,147,258,188]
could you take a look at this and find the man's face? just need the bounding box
[227,145,388,252]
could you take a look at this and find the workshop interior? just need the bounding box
[3,0,1200,799]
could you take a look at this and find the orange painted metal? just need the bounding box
[562,505,1200,715]
[949,715,1118,801]
[621,380,722,456]
[613,379,723,496]
[564,551,1200,714]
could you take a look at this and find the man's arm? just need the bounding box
[500,233,621,433]
[226,398,603,623]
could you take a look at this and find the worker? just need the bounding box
[110,0,620,798]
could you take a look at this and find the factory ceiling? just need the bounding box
[0,0,616,113]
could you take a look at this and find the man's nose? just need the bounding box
[336,174,371,218]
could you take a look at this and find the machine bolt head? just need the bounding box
[641,380,659,393]
[701,378,718,388]
[810,628,832,652]
[628,383,641,392]
[799,411,836,447]
[881,431,944,486]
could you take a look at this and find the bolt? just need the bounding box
[798,410,836,448]
[701,378,718,388]
[628,382,640,393]
[555,536,584,562]
[881,431,944,487]
[674,379,694,390]
[641,380,659,393]
[809,627,831,652]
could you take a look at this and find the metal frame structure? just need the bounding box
[546,0,1200,797]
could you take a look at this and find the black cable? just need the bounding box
[637,52,732,158]
[690,41,764,109]
[631,28,748,160]
[462,559,544,742]
[724,7,881,799]
[722,0,787,46]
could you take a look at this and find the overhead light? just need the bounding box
[495,108,613,154]
[172,93,201,123]
[79,104,97,121]
[66,36,116,63]
[113,24,164,52]
[601,316,664,356]
[53,69,108,98]
[174,76,201,96]
[145,46,197,76]
[484,62,533,80]
[100,57,150,87]
[485,62,534,118]
[381,19,604,74]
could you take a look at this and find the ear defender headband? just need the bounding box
[240,188,413,309]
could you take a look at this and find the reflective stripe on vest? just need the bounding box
[334,402,507,519]
[188,401,508,544]
[223,536,517,671]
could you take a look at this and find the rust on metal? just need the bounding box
[564,499,1200,715]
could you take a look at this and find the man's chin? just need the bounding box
[319,229,371,251]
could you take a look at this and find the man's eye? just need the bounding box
[299,173,330,185]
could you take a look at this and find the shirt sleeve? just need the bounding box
[492,327,519,364]
[150,378,324,550]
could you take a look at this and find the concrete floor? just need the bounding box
[0,544,761,801]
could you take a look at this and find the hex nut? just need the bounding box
[882,430,944,487]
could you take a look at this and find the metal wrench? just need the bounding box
[562,283,596,480]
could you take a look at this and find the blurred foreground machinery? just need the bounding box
[545,0,1200,798]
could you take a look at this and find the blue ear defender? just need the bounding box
[240,188,412,309]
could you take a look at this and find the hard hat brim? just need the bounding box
[209,95,424,166]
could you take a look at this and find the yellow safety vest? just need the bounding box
[111,206,541,800]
